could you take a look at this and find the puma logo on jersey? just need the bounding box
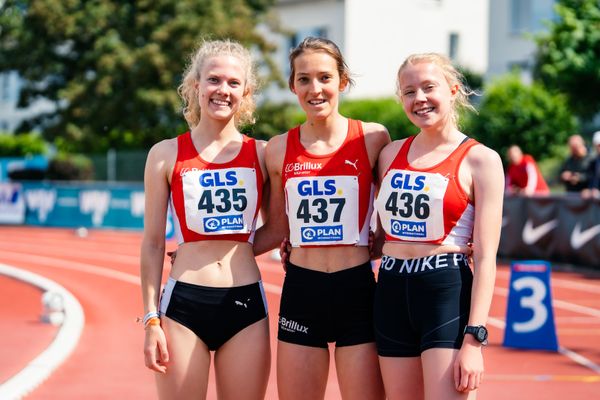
[345,159,358,170]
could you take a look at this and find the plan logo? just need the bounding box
[203,215,243,232]
[301,225,343,242]
[391,219,426,238]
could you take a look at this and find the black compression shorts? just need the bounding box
[278,261,376,348]
[159,278,268,351]
[374,253,473,357]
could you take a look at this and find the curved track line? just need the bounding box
[0,264,84,400]
[487,316,600,374]
[0,250,285,297]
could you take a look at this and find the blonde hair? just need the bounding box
[397,53,476,126]
[178,39,257,128]
[288,36,354,91]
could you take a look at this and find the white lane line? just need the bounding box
[0,264,85,400]
[0,251,141,284]
[497,269,600,294]
[0,242,140,265]
[3,249,599,375]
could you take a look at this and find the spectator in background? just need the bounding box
[559,134,591,193]
[582,131,600,200]
[505,145,550,196]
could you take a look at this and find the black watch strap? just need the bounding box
[464,325,488,345]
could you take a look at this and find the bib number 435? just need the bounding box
[198,188,247,214]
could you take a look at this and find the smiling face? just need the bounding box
[290,50,347,121]
[197,55,247,123]
[398,61,457,132]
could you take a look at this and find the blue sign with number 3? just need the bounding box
[503,260,558,351]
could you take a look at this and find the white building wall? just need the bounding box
[487,0,556,82]
[261,0,346,103]
[266,0,489,101]
[344,0,489,98]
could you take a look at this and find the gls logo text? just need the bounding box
[297,179,336,196]
[199,171,238,187]
[390,173,426,191]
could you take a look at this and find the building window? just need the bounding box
[510,0,556,34]
[0,74,9,102]
[285,27,328,74]
[448,32,459,61]
[289,27,328,49]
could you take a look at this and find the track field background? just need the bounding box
[1,226,599,399]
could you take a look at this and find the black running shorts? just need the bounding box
[374,253,472,357]
[278,261,376,348]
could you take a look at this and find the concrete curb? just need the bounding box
[0,263,85,400]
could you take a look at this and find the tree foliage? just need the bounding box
[533,0,600,119]
[0,0,277,152]
[467,74,577,162]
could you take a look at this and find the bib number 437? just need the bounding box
[296,198,345,223]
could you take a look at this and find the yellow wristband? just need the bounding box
[144,317,160,329]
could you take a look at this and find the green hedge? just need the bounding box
[0,132,48,156]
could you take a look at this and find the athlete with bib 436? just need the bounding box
[373,53,504,400]
[140,40,270,400]
[254,37,390,400]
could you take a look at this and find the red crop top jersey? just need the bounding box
[375,135,478,246]
[282,119,374,247]
[169,132,263,244]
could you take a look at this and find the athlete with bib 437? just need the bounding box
[373,53,504,400]
[140,40,270,400]
[255,37,390,400]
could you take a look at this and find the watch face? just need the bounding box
[477,328,487,341]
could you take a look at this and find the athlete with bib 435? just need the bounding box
[373,53,504,399]
[254,37,389,400]
[140,40,270,399]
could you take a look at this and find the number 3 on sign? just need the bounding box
[503,260,558,351]
[511,276,547,333]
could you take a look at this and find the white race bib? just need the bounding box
[182,167,258,235]
[375,170,449,241]
[286,175,359,246]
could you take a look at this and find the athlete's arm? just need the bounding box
[253,134,290,256]
[140,139,175,374]
[454,143,504,392]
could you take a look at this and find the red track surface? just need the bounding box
[1,226,599,399]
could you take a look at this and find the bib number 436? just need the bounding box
[385,192,430,219]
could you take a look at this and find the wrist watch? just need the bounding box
[464,325,488,345]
